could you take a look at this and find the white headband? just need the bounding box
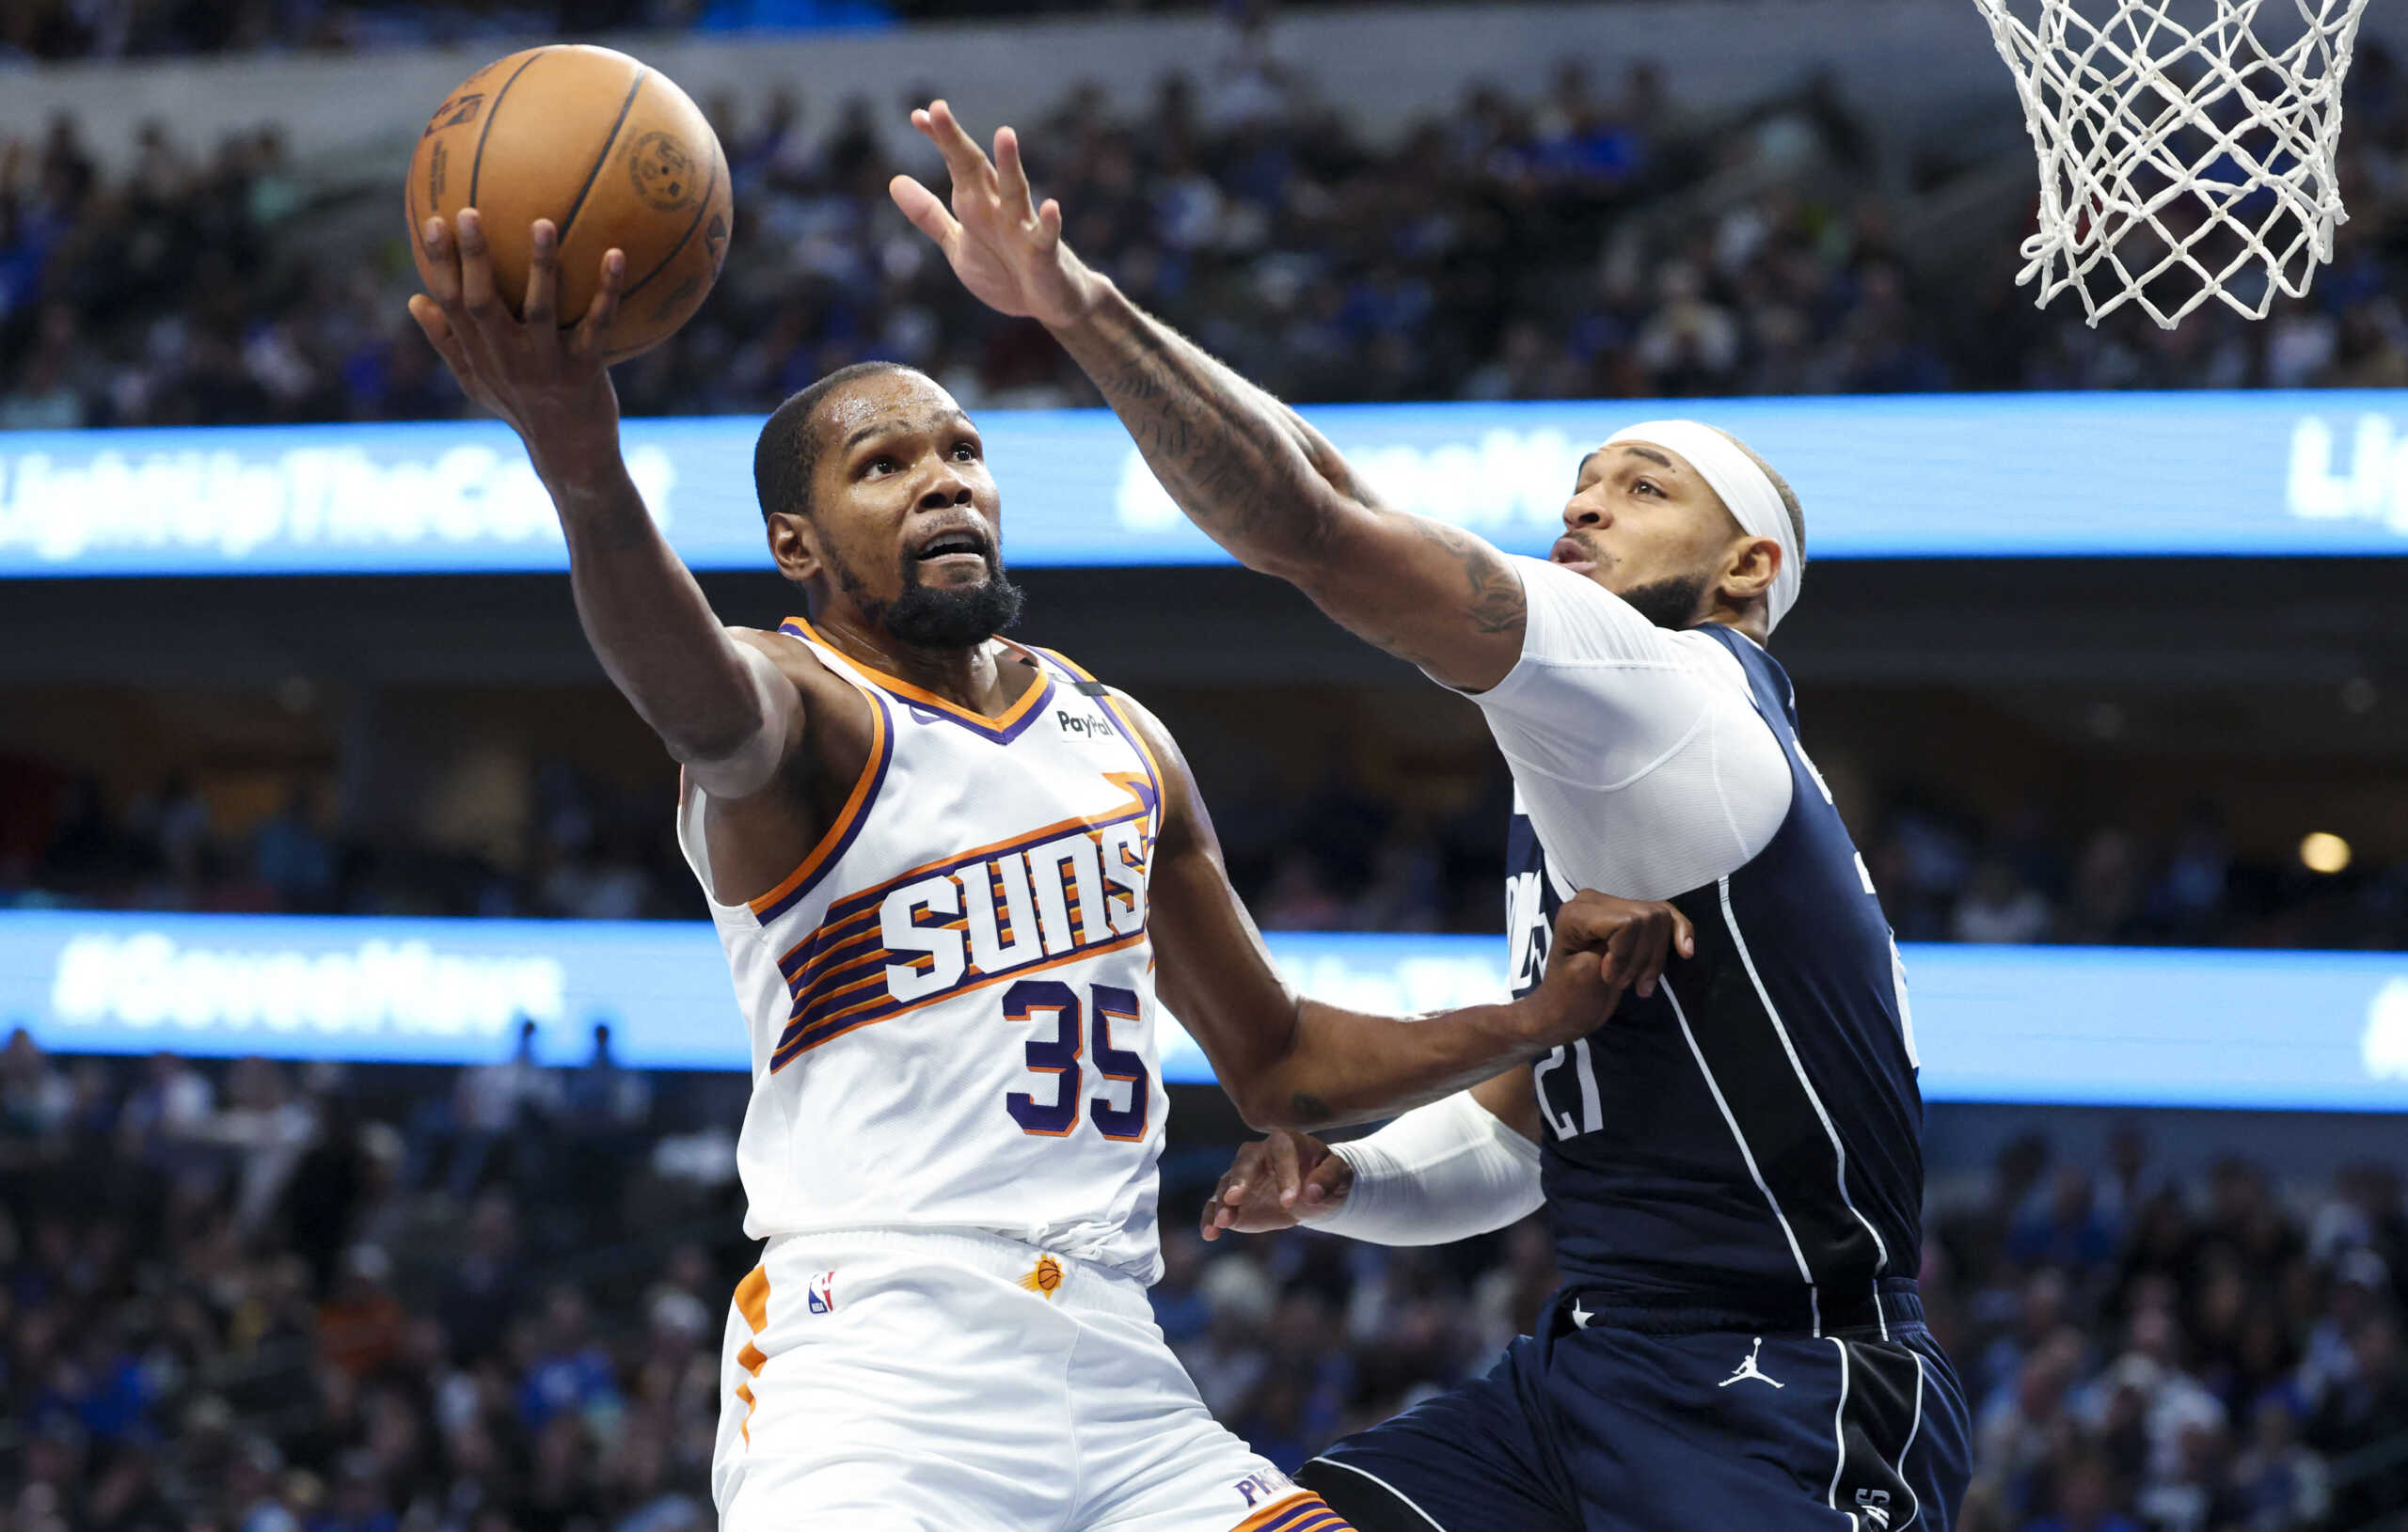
[1601,419,1802,633]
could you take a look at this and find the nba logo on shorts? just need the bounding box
[806,1271,835,1315]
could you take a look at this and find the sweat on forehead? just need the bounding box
[816,380,962,444]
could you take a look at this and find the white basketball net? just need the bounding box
[1972,0,2373,327]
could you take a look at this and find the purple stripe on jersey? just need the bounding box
[753,690,896,925]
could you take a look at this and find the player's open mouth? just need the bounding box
[1550,535,1598,575]
[913,526,991,570]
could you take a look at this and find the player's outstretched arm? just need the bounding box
[893,101,1527,692]
[1198,1068,1543,1243]
[1124,697,1691,1129]
[410,211,801,798]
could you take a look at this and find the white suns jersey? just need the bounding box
[676,619,1170,1282]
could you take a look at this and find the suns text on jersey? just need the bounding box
[765,787,1158,1070]
[879,814,1150,1002]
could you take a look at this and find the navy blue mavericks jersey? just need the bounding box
[1505,624,1925,1324]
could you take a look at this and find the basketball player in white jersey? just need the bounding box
[406,211,1693,1532]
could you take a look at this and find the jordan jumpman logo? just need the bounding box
[1719,1336,1783,1388]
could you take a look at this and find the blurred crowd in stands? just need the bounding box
[8,16,2408,433]
[0,0,1241,59]
[0,0,891,59]
[3,1034,2406,1532]
[6,749,2403,952]
[1,764,698,924]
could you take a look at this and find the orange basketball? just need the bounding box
[406,45,732,362]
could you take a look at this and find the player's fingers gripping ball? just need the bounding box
[406,44,732,362]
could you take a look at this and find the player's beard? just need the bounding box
[831,543,1026,650]
[1616,572,1712,632]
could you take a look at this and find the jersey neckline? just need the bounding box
[779,616,1057,745]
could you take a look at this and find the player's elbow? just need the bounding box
[1210,1060,1286,1132]
[1229,1072,1337,1133]
[1226,996,1331,1130]
[1221,1071,1282,1133]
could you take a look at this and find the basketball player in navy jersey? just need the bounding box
[897,102,1973,1529]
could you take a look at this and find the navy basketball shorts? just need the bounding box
[1299,1288,1972,1532]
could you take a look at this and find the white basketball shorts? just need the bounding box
[712,1225,1349,1532]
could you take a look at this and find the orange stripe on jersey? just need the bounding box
[1230,1492,1354,1532]
[732,1264,770,1445]
[1100,768,1155,826]
[749,687,893,922]
[793,965,890,1016]
[779,908,881,984]
[775,810,1146,985]
[846,807,1136,911]
[771,928,1149,1069]
[784,617,1054,735]
[735,1264,770,1333]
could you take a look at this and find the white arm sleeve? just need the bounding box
[1459,556,1794,900]
[1309,1092,1544,1247]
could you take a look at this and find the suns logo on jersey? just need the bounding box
[1018,1255,1065,1299]
[766,772,1160,1071]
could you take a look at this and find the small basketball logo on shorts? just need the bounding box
[806,1271,834,1315]
[1018,1255,1065,1300]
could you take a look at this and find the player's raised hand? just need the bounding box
[1514,891,1697,1049]
[1202,1129,1353,1240]
[892,100,1104,330]
[408,210,626,458]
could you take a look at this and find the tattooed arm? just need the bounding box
[1052,291,1527,687]
[890,101,1528,690]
